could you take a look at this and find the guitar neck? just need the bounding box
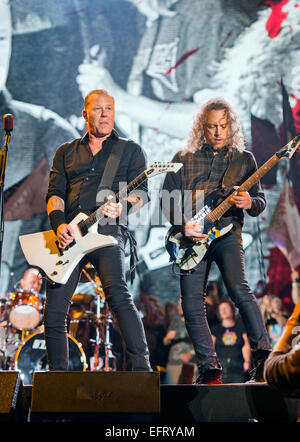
[207,152,280,223]
[83,170,148,230]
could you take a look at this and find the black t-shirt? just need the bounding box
[212,320,246,361]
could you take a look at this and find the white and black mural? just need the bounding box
[0,0,299,308]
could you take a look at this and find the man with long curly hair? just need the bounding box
[162,98,271,384]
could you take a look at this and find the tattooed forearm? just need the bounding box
[47,196,65,214]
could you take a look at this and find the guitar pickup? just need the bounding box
[55,239,76,255]
[65,240,76,250]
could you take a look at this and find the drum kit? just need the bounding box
[0,264,118,384]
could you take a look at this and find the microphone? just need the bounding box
[3,114,13,133]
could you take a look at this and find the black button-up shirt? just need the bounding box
[162,145,266,230]
[182,145,230,197]
[46,130,148,223]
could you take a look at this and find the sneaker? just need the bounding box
[247,349,271,383]
[194,368,222,385]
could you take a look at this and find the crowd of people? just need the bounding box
[136,271,300,385]
[0,262,299,390]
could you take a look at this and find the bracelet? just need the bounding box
[49,210,66,234]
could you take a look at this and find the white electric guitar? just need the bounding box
[19,162,182,284]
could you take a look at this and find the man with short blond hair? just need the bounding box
[44,89,151,372]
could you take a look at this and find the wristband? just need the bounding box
[49,210,66,234]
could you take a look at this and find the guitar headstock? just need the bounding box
[277,134,300,159]
[145,162,183,178]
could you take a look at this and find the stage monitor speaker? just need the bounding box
[160,384,300,422]
[0,371,29,421]
[31,371,160,422]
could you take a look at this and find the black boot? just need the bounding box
[248,349,271,383]
[194,364,222,385]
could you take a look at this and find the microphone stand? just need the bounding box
[0,116,13,279]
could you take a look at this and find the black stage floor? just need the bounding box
[1,371,299,423]
[23,382,300,423]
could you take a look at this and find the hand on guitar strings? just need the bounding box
[57,224,75,249]
[230,186,252,210]
[102,195,123,218]
[184,219,208,242]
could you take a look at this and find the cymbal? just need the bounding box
[72,293,94,305]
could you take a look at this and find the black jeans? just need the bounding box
[180,230,270,372]
[43,226,151,371]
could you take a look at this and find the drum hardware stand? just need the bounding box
[21,330,25,343]
[103,302,116,372]
[81,265,103,370]
[81,265,115,371]
[93,286,117,372]
[93,285,102,371]
[0,114,13,279]
[94,292,115,372]
[92,301,116,372]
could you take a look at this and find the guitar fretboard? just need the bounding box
[207,153,280,223]
[83,170,148,230]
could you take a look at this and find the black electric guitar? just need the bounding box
[165,134,300,272]
[19,162,182,284]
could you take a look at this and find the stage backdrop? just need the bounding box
[0,0,299,307]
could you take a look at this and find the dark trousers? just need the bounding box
[180,230,270,372]
[43,227,151,371]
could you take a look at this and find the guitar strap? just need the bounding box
[96,137,127,205]
[95,136,138,283]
